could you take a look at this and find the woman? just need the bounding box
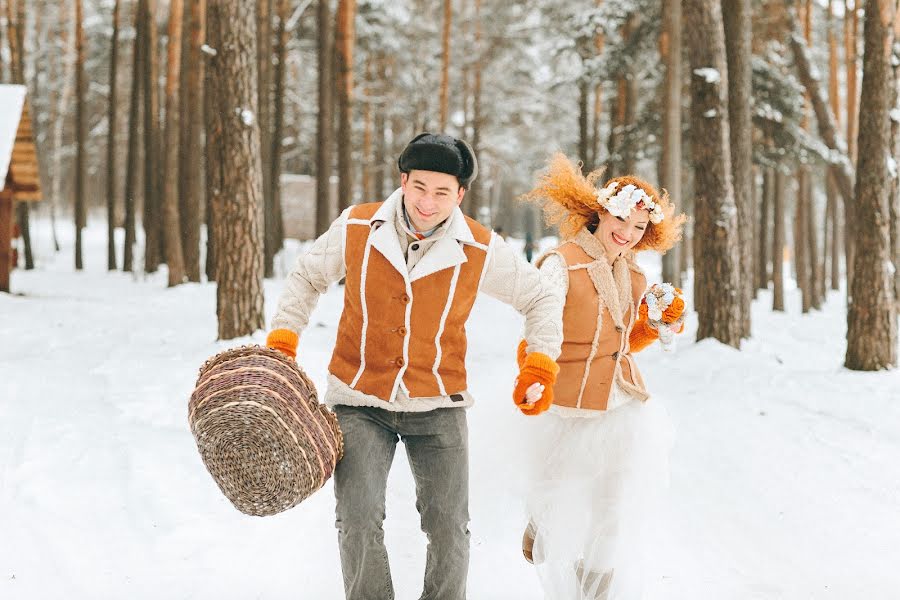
[513,154,686,600]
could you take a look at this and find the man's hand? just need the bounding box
[512,349,559,416]
[266,329,299,359]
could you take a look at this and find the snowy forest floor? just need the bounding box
[2,221,899,599]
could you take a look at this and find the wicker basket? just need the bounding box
[188,345,343,516]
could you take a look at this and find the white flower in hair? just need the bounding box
[597,180,666,224]
[595,181,620,207]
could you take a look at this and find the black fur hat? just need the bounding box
[397,133,478,189]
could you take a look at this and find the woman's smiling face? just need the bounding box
[595,208,650,259]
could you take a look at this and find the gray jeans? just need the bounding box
[333,404,470,600]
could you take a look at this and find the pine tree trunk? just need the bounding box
[795,170,810,312]
[206,0,266,340]
[807,171,823,309]
[162,0,186,286]
[773,168,786,311]
[50,2,75,255]
[143,0,162,273]
[74,0,86,270]
[464,0,483,218]
[659,0,681,288]
[439,0,451,130]
[315,0,334,236]
[685,0,742,347]
[845,0,898,370]
[890,4,900,312]
[179,0,205,282]
[258,0,275,277]
[106,0,122,271]
[827,0,842,292]
[828,171,842,290]
[722,0,752,337]
[589,25,604,171]
[123,0,142,273]
[270,0,288,255]
[788,10,855,205]
[845,0,860,286]
[758,168,771,290]
[205,45,216,283]
[362,59,374,203]
[334,0,355,213]
[373,56,387,201]
[578,77,590,169]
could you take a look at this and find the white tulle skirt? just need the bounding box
[525,392,674,600]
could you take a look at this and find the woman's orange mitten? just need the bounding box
[266,328,299,359]
[663,292,686,333]
[513,351,559,416]
[516,339,528,369]
[629,300,659,353]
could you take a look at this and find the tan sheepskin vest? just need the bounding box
[329,202,492,402]
[540,237,650,411]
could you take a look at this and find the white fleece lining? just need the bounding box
[432,264,461,396]
[476,233,496,292]
[349,235,374,389]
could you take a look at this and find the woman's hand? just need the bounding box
[520,382,546,409]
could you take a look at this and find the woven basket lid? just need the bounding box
[188,345,343,516]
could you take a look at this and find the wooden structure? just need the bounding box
[0,84,41,293]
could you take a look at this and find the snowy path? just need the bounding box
[1,224,898,599]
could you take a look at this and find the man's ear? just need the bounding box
[400,172,409,192]
[456,186,466,206]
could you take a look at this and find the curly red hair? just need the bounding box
[521,153,686,253]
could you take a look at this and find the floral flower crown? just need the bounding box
[595,181,664,224]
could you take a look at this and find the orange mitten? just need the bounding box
[629,301,659,353]
[662,289,686,327]
[266,328,299,359]
[513,350,559,416]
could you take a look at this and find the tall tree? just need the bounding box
[143,0,162,272]
[845,0,898,370]
[162,0,186,286]
[315,0,334,236]
[845,0,860,284]
[362,59,374,203]
[439,0,451,130]
[685,0,742,348]
[258,0,275,277]
[722,0,753,337]
[758,169,771,291]
[270,0,288,265]
[826,0,842,292]
[659,0,682,288]
[106,0,122,271]
[206,0,266,339]
[74,0,86,270]
[123,0,143,273]
[179,0,205,282]
[335,0,356,212]
[772,168,786,311]
[373,56,387,200]
[49,1,75,255]
[466,0,483,218]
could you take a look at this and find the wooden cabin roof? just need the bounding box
[0,84,41,202]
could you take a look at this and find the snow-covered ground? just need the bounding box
[2,220,898,600]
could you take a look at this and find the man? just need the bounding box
[266,133,561,600]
